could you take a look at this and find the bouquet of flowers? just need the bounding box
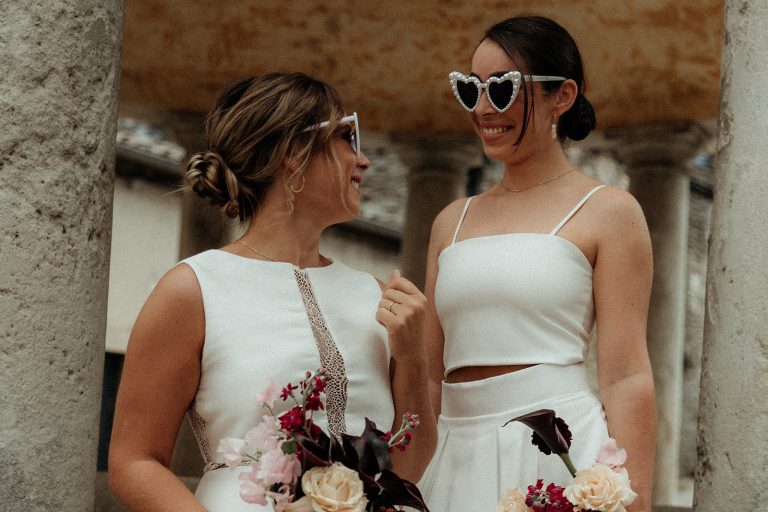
[217,369,429,512]
[497,409,637,512]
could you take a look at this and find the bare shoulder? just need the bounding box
[152,263,203,310]
[127,263,204,353]
[430,197,471,247]
[588,186,651,264]
[593,186,648,237]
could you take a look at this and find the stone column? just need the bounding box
[392,134,481,290]
[695,2,768,511]
[609,123,707,506]
[0,2,123,511]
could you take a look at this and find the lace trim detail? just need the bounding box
[187,400,213,467]
[294,269,349,438]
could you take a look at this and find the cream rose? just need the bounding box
[298,462,368,512]
[497,486,533,512]
[564,463,638,512]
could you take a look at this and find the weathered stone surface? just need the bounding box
[0,1,123,510]
[696,1,768,510]
[118,0,723,132]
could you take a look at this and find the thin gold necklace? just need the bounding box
[236,238,277,262]
[500,168,576,193]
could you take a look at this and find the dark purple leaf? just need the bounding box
[373,469,430,512]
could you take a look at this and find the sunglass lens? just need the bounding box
[488,79,515,111]
[456,81,480,110]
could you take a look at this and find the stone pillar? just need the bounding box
[695,2,768,511]
[392,134,481,290]
[0,2,123,511]
[609,123,707,506]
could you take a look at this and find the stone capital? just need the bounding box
[604,121,712,171]
[389,133,483,176]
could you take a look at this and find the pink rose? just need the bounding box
[216,437,245,468]
[300,462,368,512]
[596,438,627,469]
[564,463,637,512]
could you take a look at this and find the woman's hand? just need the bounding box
[376,270,436,481]
[376,270,428,364]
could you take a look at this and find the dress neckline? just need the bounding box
[211,249,337,271]
[439,232,593,272]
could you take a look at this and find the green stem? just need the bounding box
[559,453,578,478]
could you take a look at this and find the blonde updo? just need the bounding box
[185,73,346,220]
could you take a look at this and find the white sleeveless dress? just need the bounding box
[419,186,610,512]
[181,250,395,511]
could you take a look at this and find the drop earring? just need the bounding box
[551,110,559,140]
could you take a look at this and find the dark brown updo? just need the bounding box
[485,16,596,143]
[185,72,345,220]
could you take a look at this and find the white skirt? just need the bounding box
[418,363,609,512]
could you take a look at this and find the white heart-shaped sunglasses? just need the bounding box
[449,71,566,113]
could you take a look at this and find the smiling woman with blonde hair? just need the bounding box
[108,72,436,511]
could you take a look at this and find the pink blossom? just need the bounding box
[216,437,245,468]
[239,467,268,505]
[255,449,301,487]
[269,483,296,512]
[245,416,282,453]
[255,378,281,408]
[596,438,627,469]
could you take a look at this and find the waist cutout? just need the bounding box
[440,363,594,420]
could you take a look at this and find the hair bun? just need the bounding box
[567,94,596,141]
[185,151,242,218]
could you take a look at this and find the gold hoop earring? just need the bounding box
[290,175,305,194]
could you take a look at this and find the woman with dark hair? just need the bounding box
[419,17,656,511]
[108,73,436,511]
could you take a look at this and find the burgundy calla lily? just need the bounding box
[503,409,577,478]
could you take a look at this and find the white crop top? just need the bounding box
[435,186,605,376]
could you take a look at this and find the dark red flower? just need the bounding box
[525,480,570,512]
[280,383,298,401]
[305,394,324,412]
[278,406,305,433]
[313,376,328,393]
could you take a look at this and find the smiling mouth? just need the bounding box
[350,177,361,189]
[481,126,512,137]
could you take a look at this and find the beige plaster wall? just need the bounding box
[120,0,722,132]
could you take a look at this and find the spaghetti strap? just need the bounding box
[549,185,606,235]
[451,197,475,245]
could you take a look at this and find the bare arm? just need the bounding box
[423,201,464,418]
[376,271,436,482]
[109,264,207,512]
[593,189,656,512]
